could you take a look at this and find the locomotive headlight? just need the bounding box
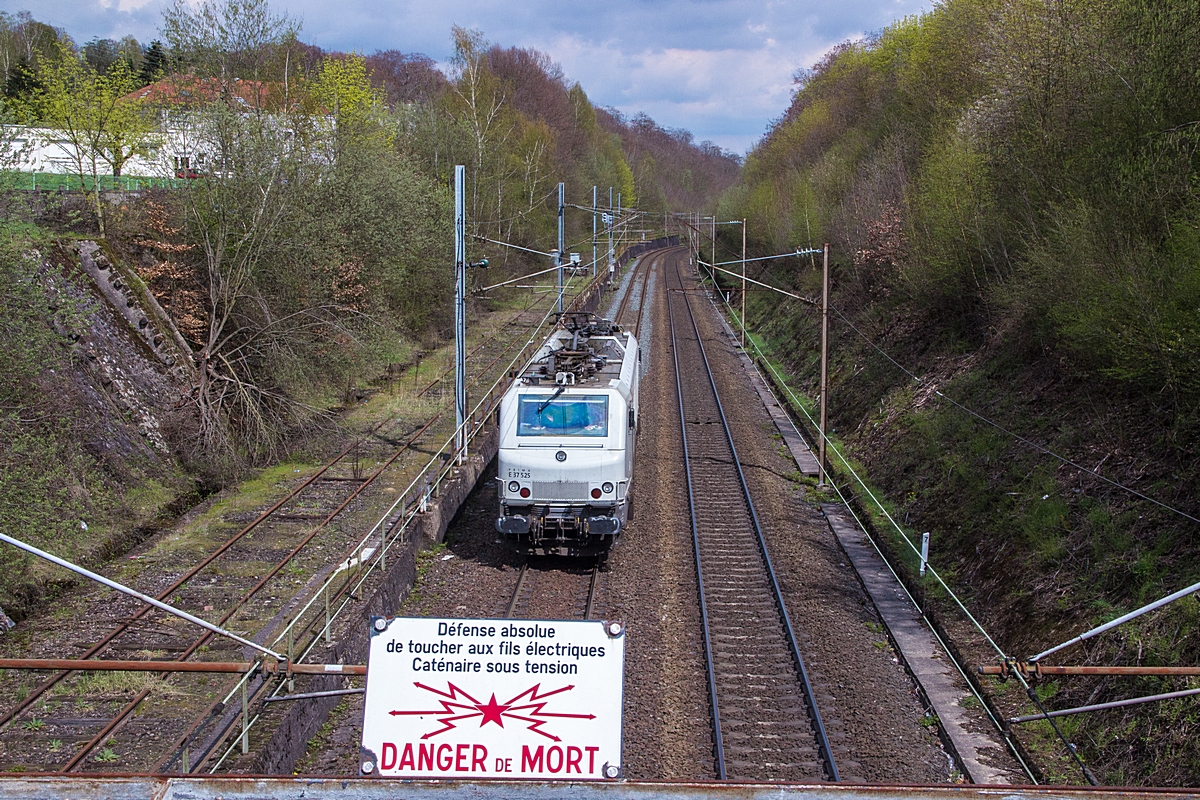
[601,482,614,494]
[507,480,520,493]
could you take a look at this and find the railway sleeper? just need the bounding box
[722,720,814,732]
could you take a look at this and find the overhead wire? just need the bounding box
[699,283,1046,782]
[700,251,1127,783]
[471,234,555,259]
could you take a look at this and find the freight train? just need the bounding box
[495,312,639,555]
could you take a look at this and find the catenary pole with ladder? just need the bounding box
[454,165,467,461]
[711,216,716,273]
[617,193,622,274]
[556,182,565,313]
[607,187,615,275]
[740,218,747,347]
[592,185,598,277]
[818,242,830,487]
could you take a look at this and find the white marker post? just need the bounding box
[920,531,931,577]
[360,617,626,780]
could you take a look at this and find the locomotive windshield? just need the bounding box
[517,394,609,437]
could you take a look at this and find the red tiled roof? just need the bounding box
[124,75,277,109]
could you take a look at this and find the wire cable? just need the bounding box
[826,304,1200,527]
[471,235,554,259]
[701,286,1043,782]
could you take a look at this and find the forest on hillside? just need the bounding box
[715,0,1200,784]
[0,1,738,614]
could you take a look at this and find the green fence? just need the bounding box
[8,172,189,191]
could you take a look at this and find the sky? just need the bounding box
[3,0,935,155]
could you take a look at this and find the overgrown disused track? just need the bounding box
[667,254,839,782]
[0,276,604,775]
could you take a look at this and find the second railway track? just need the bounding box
[0,274,602,775]
[667,254,839,782]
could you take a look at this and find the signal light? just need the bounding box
[591,488,602,499]
[519,487,531,498]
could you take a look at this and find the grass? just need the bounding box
[124,478,176,519]
[61,671,182,697]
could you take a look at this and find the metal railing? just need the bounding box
[202,269,607,772]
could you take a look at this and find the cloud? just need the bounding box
[14,0,934,153]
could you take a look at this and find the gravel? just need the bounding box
[292,251,958,783]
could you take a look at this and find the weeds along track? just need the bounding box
[0,275,605,775]
[666,256,839,782]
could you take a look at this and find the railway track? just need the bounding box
[0,274,601,775]
[0,411,448,774]
[666,254,839,782]
[611,252,650,329]
[487,253,659,628]
[502,560,603,621]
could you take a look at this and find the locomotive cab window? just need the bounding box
[518,394,609,437]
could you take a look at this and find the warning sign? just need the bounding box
[360,617,625,780]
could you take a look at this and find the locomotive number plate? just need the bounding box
[506,468,531,479]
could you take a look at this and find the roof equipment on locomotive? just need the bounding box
[495,312,640,556]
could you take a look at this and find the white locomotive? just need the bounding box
[495,312,639,555]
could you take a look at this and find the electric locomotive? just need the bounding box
[495,312,639,555]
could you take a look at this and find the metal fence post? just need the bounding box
[287,623,295,692]
[324,586,331,644]
[240,681,249,754]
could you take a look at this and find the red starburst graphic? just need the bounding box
[389,682,595,741]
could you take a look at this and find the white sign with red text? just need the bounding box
[360,616,625,780]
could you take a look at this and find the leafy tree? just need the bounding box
[83,37,120,74]
[309,53,389,155]
[0,11,72,80]
[36,49,155,233]
[447,26,511,227]
[176,102,316,458]
[139,40,167,85]
[117,35,143,74]
[2,60,40,112]
[365,50,447,106]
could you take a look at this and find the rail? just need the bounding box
[667,251,838,782]
[199,268,607,771]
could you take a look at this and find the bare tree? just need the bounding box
[448,26,511,225]
[161,0,300,109]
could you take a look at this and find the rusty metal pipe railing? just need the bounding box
[0,658,365,675]
[981,663,1200,678]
